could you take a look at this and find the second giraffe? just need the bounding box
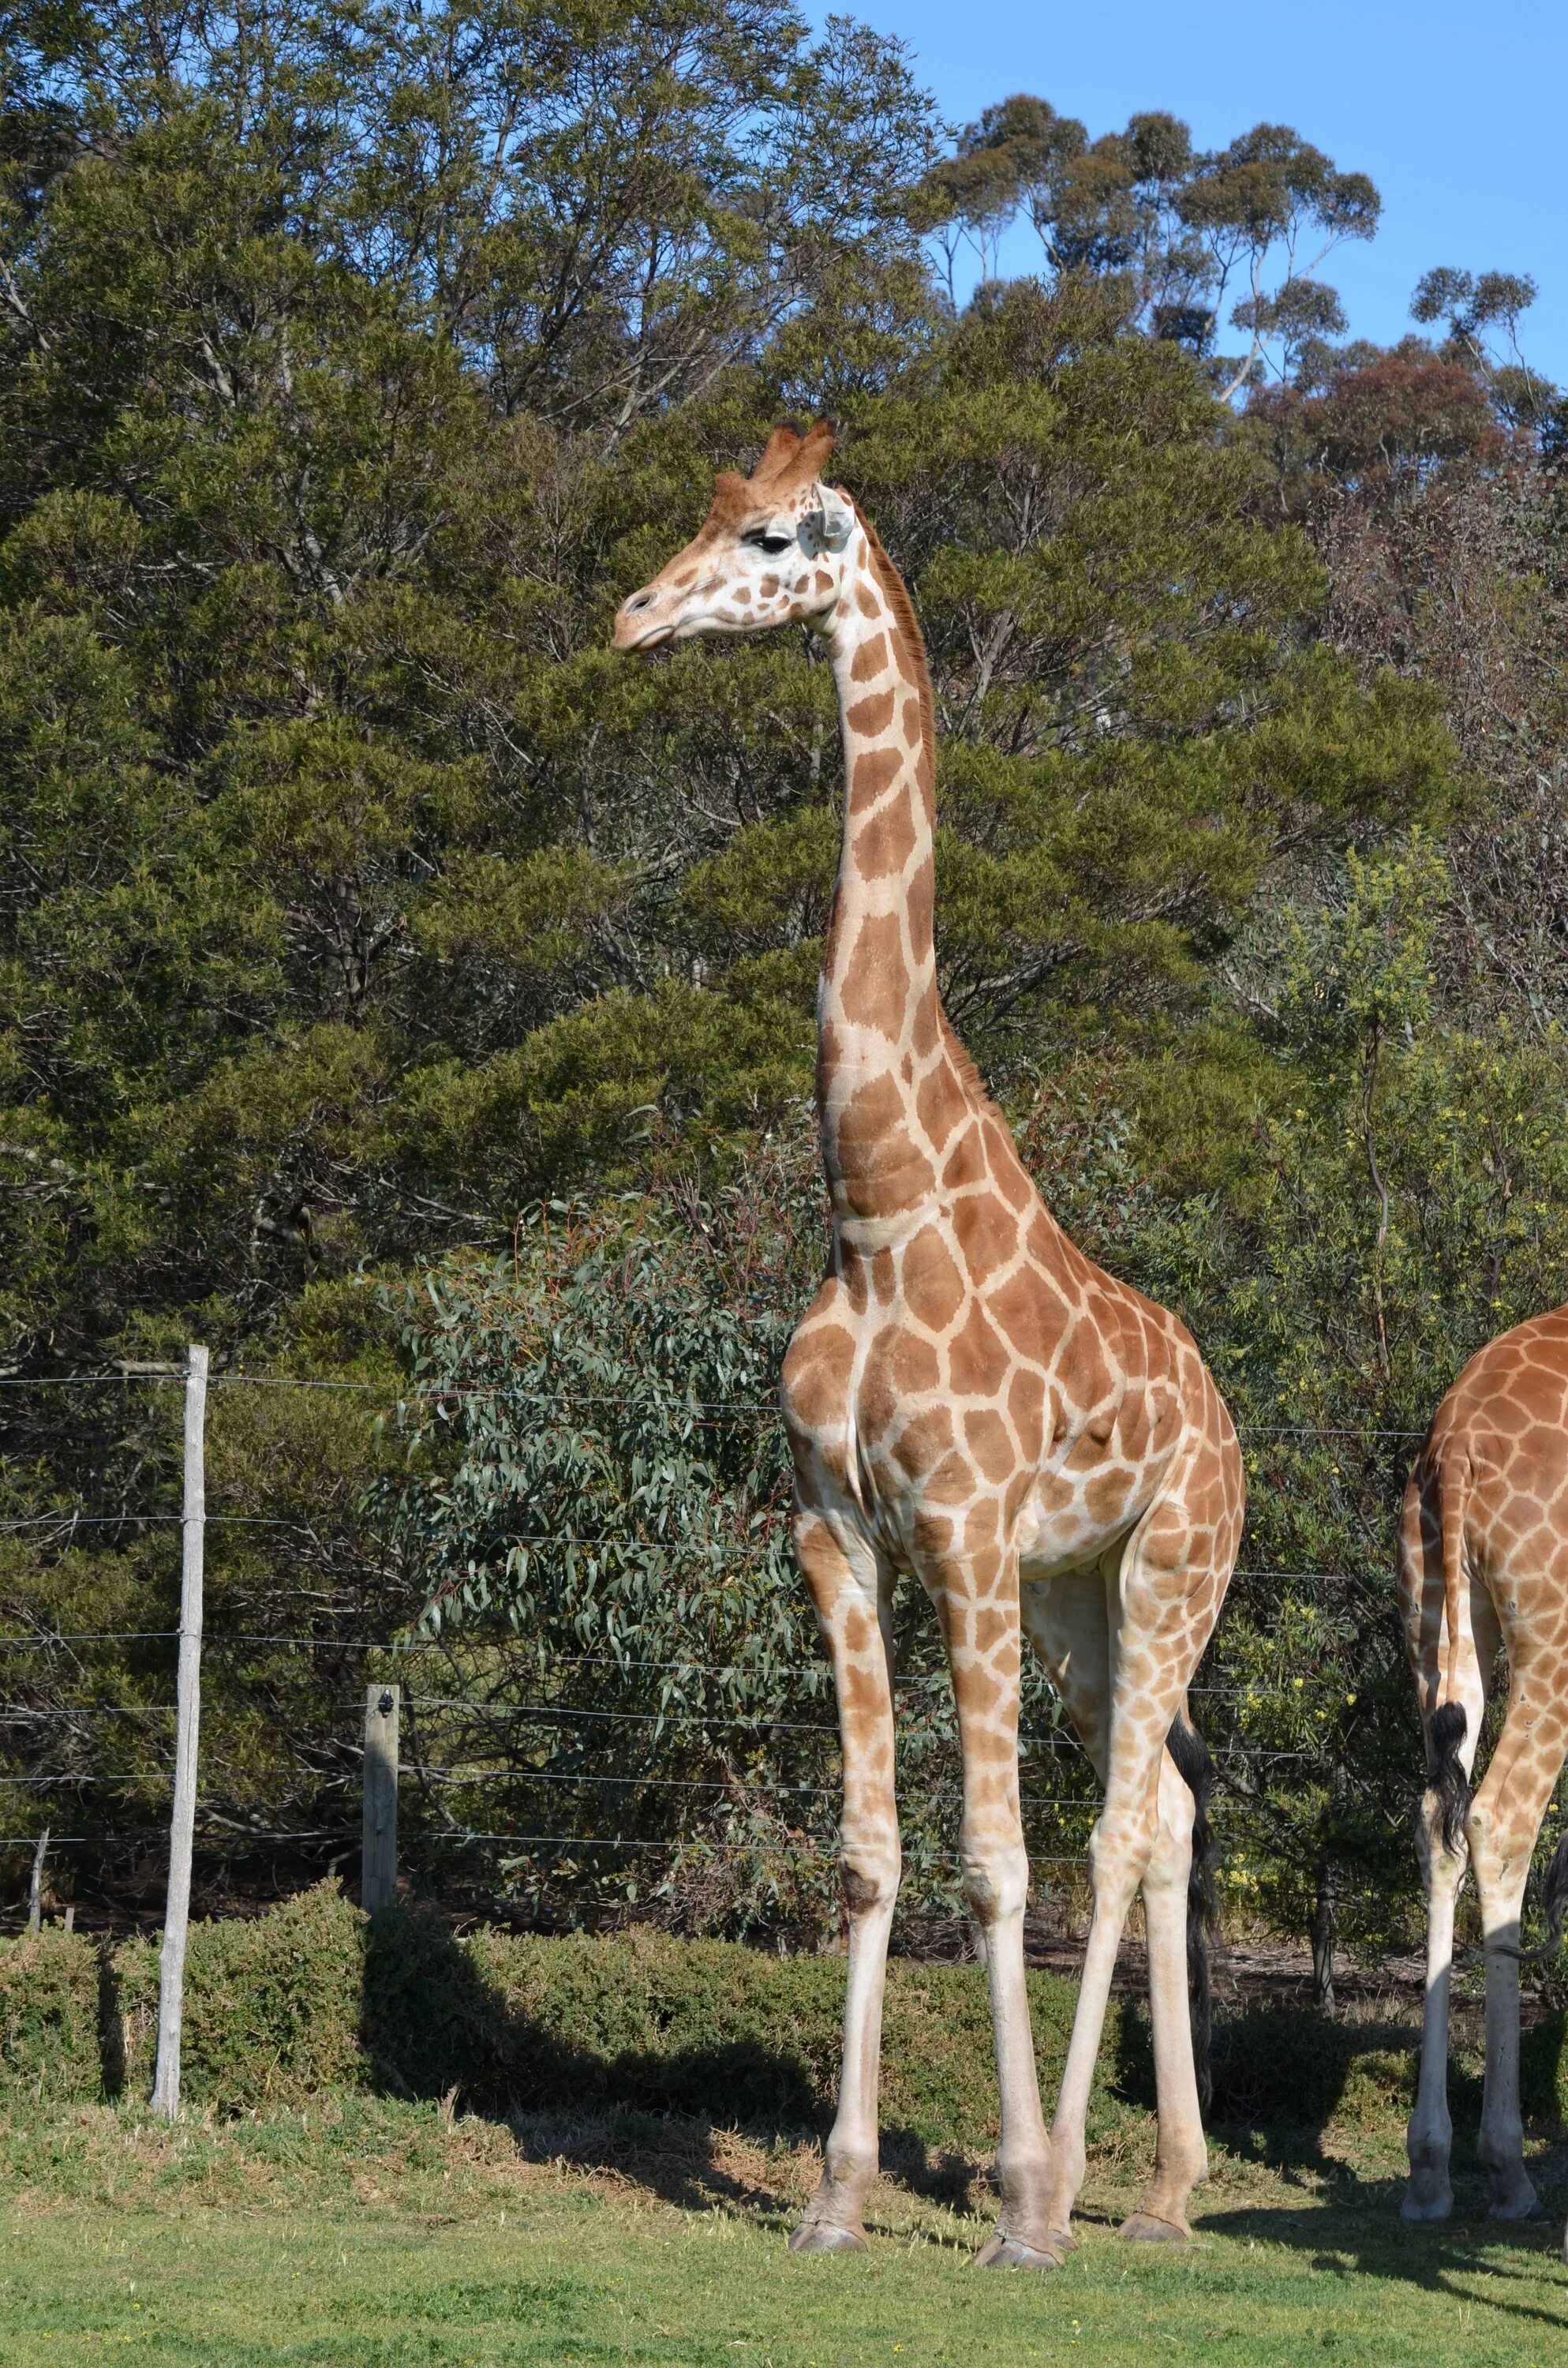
[1401,1306,1568,2251]
[613,421,1246,2268]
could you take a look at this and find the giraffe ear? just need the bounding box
[803,484,855,553]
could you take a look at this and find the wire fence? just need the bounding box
[0,1358,1463,1976]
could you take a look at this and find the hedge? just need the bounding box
[2,1883,1565,2149]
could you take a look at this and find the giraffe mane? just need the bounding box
[847,496,985,1107]
[848,496,935,780]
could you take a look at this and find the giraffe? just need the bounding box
[1401,1304,1568,2248]
[613,420,1246,2268]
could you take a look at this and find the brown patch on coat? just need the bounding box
[896,1406,954,1481]
[983,1122,1032,1208]
[942,1125,988,1191]
[924,1448,979,1507]
[906,856,934,946]
[1085,1467,1134,1527]
[1008,1366,1047,1463]
[953,1196,1018,1286]
[964,1407,1015,1483]
[915,1061,967,1151]
[839,912,909,1037]
[852,746,903,805]
[855,790,917,878]
[833,1077,936,1206]
[885,1328,941,1396]
[990,1265,1065,1360]
[851,634,889,683]
[846,689,896,736]
[780,1321,855,1433]
[948,1302,1012,1398]
[902,1223,966,1332]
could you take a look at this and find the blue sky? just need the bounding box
[813,0,1568,386]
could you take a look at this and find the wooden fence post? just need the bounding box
[27,1828,49,1935]
[151,1343,208,2119]
[362,1684,399,1913]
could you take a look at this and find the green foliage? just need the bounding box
[1121,845,1568,1942]
[0,1928,102,2103]
[14,1880,1568,2176]
[366,1902,1115,2150]
[0,0,1562,1963]
[117,1883,369,2112]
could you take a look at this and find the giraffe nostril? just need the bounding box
[627,590,653,611]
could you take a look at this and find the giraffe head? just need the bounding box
[612,419,856,653]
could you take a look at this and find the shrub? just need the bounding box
[0,1929,100,2104]
[116,1883,368,2115]
[6,1883,1567,2156]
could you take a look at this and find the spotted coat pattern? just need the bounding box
[614,422,1246,2267]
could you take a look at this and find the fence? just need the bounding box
[1,1346,1532,2111]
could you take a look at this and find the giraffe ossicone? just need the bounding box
[614,420,1246,2268]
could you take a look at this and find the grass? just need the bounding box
[2,2092,1567,2365]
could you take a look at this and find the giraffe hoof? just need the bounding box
[788,2219,867,2255]
[1488,2186,1543,2223]
[974,2234,1066,2271]
[1400,2184,1453,2224]
[1117,2213,1192,2245]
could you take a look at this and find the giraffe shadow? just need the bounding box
[1187,2000,1568,2337]
[1197,2197,1568,2341]
[1108,1993,1517,2180]
[359,1905,997,2224]
[360,1903,830,2221]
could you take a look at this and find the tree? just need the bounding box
[914,96,1379,395]
[0,13,1557,1948]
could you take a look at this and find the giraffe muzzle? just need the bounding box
[612,587,680,652]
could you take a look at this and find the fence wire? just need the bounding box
[0,1363,1453,1932]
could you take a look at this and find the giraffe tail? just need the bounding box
[1428,1447,1473,1856]
[1166,1711,1217,2115]
[1543,1832,1568,1948]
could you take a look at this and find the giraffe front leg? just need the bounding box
[927,1550,1061,2272]
[1120,1745,1209,2242]
[789,1512,899,2257]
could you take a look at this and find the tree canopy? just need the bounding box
[2,0,1565,1950]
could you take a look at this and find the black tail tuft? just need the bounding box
[1543,1830,1568,1948]
[1430,1714,1477,1857]
[1427,1700,1470,1855]
[1166,1714,1218,2116]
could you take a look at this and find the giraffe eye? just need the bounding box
[743,529,795,556]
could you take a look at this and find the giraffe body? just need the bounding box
[1401,1304,1568,2248]
[614,422,1245,2265]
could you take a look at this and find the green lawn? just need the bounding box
[2,2098,1566,2366]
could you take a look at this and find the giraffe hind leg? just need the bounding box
[1466,1683,1563,2222]
[1400,1470,1492,2224]
[1044,1485,1233,2249]
[1119,1741,1211,2242]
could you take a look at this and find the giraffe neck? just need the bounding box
[818,520,955,1231]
